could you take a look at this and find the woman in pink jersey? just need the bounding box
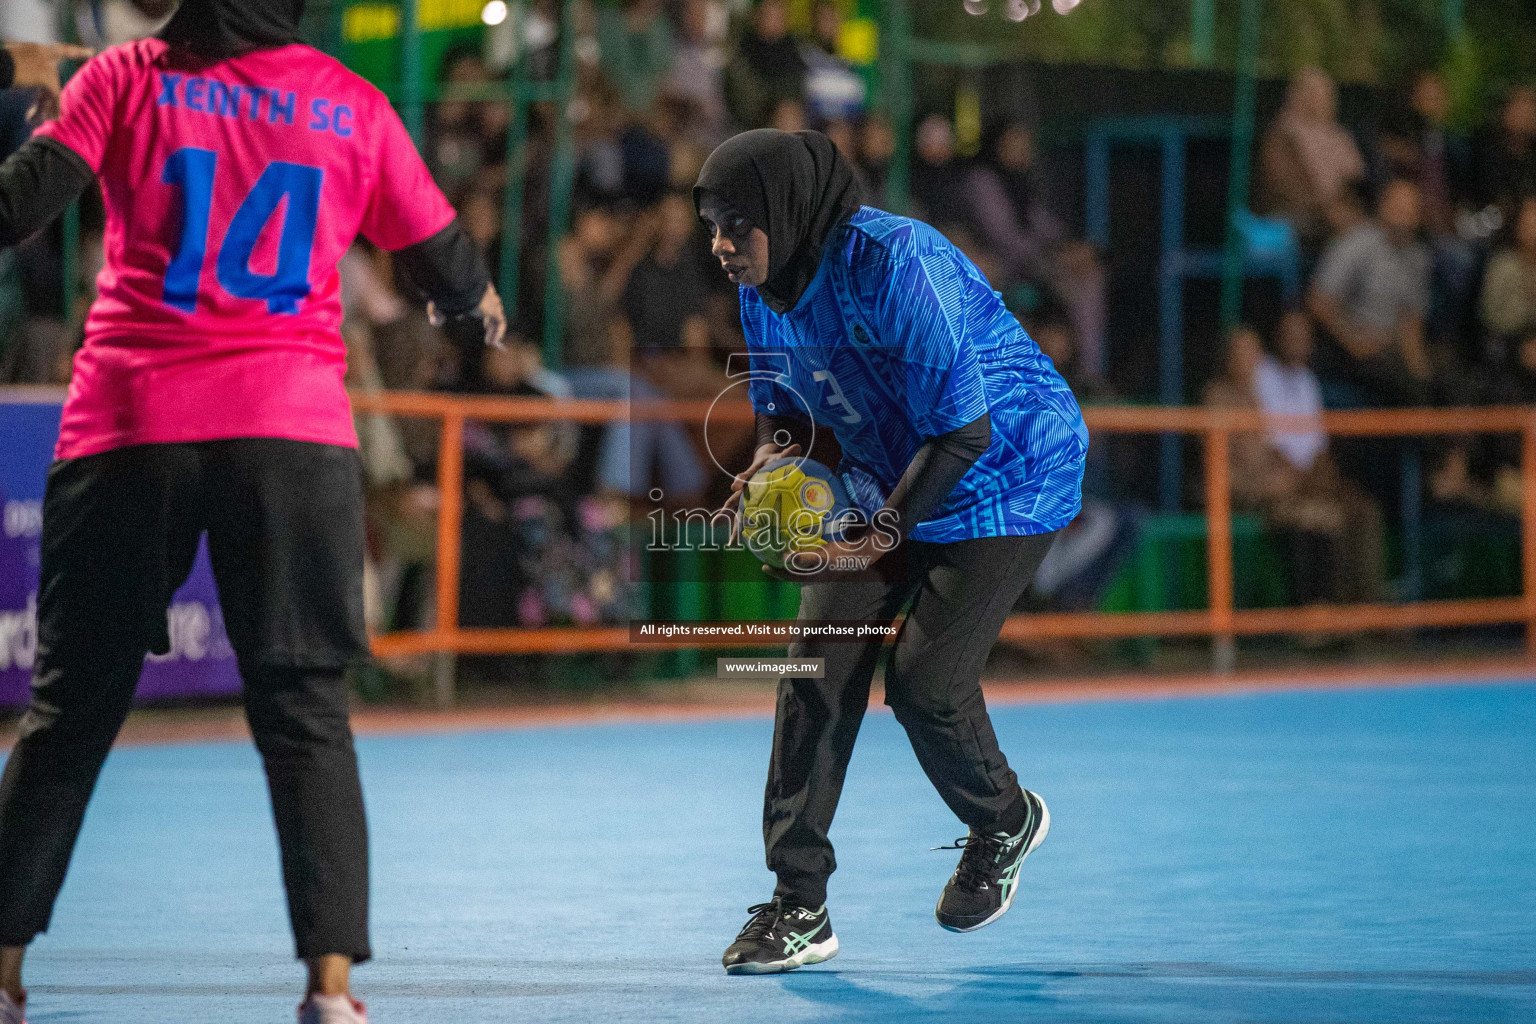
[0,2,505,1022]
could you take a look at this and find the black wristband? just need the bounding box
[755,411,810,452]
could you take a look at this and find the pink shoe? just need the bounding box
[297,993,367,1024]
[0,990,25,1024]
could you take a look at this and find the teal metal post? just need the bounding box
[878,0,913,214]
[401,0,425,145]
[1191,0,1217,64]
[499,57,532,320]
[1219,0,1262,330]
[57,6,83,322]
[541,0,581,368]
[1443,0,1465,41]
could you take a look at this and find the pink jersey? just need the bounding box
[36,39,456,460]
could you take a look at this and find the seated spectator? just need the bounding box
[1480,195,1536,367]
[723,0,807,131]
[594,0,675,115]
[1307,177,1434,406]
[557,206,706,504]
[623,192,752,496]
[459,339,633,629]
[1205,320,1384,609]
[1257,67,1366,255]
[1380,69,1480,355]
[1475,85,1536,222]
[967,119,1109,383]
[623,192,713,354]
[800,1,866,125]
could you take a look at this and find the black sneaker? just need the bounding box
[721,897,839,974]
[934,789,1050,933]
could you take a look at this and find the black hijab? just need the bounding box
[694,129,863,314]
[159,0,305,61]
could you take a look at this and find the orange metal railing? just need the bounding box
[349,391,1536,671]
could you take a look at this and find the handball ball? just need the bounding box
[741,457,853,570]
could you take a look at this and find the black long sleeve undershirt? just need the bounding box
[0,50,15,91]
[0,136,94,249]
[392,217,489,319]
[396,218,495,387]
[753,410,992,546]
[882,412,991,544]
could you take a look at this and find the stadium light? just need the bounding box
[1003,0,1041,19]
[963,0,988,14]
[1052,0,1083,11]
[481,0,509,26]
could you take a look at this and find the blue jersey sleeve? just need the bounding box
[869,248,990,439]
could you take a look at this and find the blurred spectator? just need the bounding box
[769,97,808,133]
[800,1,866,124]
[723,0,806,131]
[556,206,706,503]
[1380,71,1474,235]
[459,338,634,629]
[1380,70,1480,353]
[857,114,895,207]
[595,0,675,114]
[1481,196,1536,367]
[573,76,670,208]
[1476,85,1536,220]
[1205,320,1384,609]
[661,0,729,146]
[1257,68,1366,252]
[453,184,502,278]
[1308,177,1433,406]
[967,120,1109,383]
[908,114,971,231]
[338,244,440,633]
[428,46,496,193]
[560,206,642,368]
[623,192,713,352]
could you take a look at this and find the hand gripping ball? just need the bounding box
[741,458,854,570]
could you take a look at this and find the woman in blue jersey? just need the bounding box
[695,129,1087,974]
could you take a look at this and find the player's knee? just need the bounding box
[243,667,356,755]
[883,655,957,721]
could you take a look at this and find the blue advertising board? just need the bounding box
[0,391,242,706]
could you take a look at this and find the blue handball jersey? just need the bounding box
[741,207,1087,543]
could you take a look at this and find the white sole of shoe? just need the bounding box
[724,934,840,975]
[936,792,1051,934]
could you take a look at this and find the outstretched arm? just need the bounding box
[0,136,94,249]
[394,218,507,364]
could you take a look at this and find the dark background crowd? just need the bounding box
[4,0,1536,651]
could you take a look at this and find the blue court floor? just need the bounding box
[15,682,1536,1023]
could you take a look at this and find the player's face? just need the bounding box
[700,202,770,287]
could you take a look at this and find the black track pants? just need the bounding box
[765,533,1057,908]
[0,440,371,961]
